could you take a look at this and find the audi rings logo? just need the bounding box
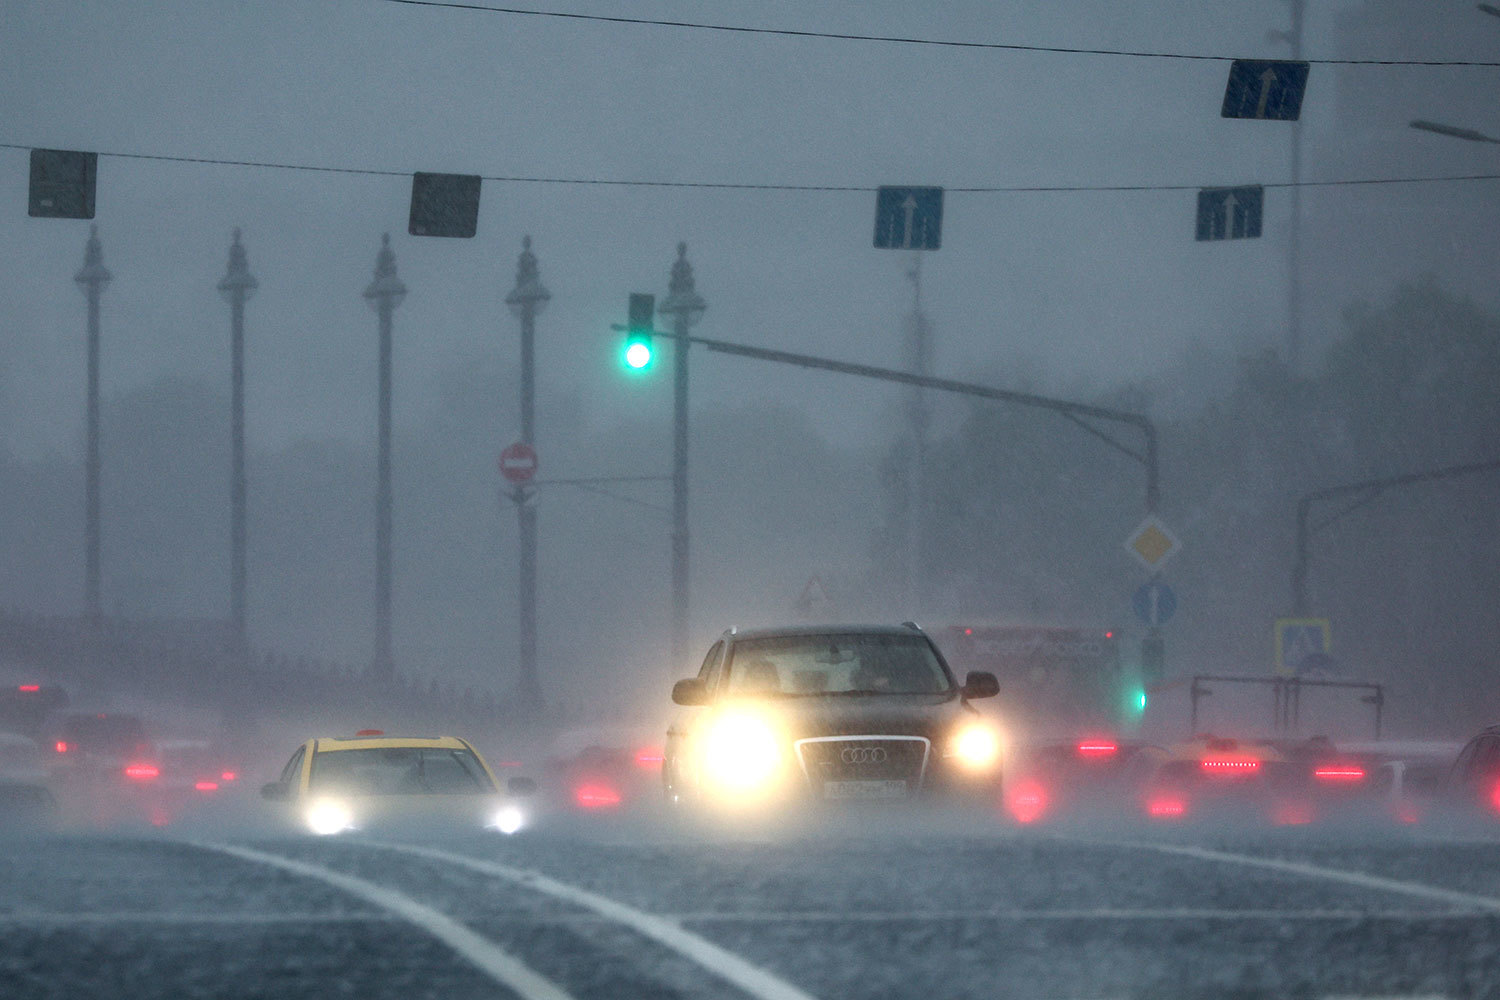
[841,746,888,764]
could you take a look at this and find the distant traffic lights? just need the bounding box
[28,149,96,219]
[623,293,654,370]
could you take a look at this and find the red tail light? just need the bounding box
[1147,796,1186,818]
[124,763,160,780]
[220,771,238,782]
[194,780,219,792]
[355,729,384,737]
[17,684,39,693]
[574,783,621,809]
[54,741,69,754]
[1077,741,1118,758]
[634,747,664,769]
[1006,779,1048,824]
[1313,765,1365,782]
[1201,758,1260,775]
[1489,780,1500,813]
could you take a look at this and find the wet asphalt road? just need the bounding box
[4,816,1500,1000]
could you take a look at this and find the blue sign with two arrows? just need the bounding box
[1221,60,1310,121]
[1196,185,1263,241]
[1133,579,1177,627]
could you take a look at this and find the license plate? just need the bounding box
[823,779,908,800]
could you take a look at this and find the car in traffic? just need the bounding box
[662,623,1004,809]
[542,726,666,813]
[260,730,535,835]
[45,711,161,825]
[0,730,57,827]
[1001,736,1157,824]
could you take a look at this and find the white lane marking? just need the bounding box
[373,841,821,1000]
[673,907,1477,922]
[0,911,401,925]
[187,842,576,1000]
[1084,837,1500,914]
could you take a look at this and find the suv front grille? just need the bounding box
[794,737,930,789]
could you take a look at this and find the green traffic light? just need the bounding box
[624,337,653,370]
[1136,688,1148,712]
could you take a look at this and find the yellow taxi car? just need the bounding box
[260,730,533,835]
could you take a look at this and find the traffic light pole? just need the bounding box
[685,333,1160,515]
[671,317,691,671]
[1292,458,1500,616]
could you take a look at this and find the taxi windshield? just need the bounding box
[309,747,495,796]
[724,634,953,697]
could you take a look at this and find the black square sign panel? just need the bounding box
[408,172,482,238]
[29,149,97,219]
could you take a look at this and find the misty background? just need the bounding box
[2,1,1497,730]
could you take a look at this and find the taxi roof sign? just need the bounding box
[1124,516,1181,572]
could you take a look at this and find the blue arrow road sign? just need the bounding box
[1221,60,1309,121]
[1133,580,1177,627]
[1196,186,1263,241]
[874,186,943,250]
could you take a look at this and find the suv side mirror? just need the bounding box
[507,776,538,797]
[672,678,710,706]
[260,781,289,802]
[962,671,999,700]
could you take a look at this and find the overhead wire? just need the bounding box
[4,143,1498,196]
[379,0,1500,68]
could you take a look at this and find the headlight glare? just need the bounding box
[488,804,526,834]
[951,723,1002,771]
[305,797,354,836]
[700,712,782,793]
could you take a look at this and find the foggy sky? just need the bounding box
[4,1,1497,457]
[3,2,1499,712]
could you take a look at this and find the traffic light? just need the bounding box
[623,293,654,370]
[29,149,96,219]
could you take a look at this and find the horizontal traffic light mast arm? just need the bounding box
[686,332,1159,512]
[1291,457,1500,615]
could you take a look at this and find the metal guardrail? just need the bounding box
[1189,673,1384,740]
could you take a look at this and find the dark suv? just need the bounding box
[662,623,1002,808]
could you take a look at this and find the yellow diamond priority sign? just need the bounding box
[1124,516,1181,572]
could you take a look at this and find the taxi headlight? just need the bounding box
[700,712,782,792]
[487,804,525,835]
[305,797,354,836]
[949,723,1003,772]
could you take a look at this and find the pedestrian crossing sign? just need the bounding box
[1274,617,1331,677]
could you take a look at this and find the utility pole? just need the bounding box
[1273,0,1307,370]
[903,254,932,613]
[657,243,706,670]
[73,225,111,626]
[504,236,549,710]
[363,234,406,681]
[217,229,257,654]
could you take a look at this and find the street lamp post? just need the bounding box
[657,243,706,670]
[504,236,550,710]
[73,225,111,625]
[217,229,257,653]
[363,234,406,680]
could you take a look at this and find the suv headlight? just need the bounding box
[948,723,1003,772]
[699,712,783,794]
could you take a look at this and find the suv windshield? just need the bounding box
[308,747,495,796]
[723,634,953,697]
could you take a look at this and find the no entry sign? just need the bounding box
[498,442,538,483]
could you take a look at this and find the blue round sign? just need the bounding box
[1133,580,1177,627]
